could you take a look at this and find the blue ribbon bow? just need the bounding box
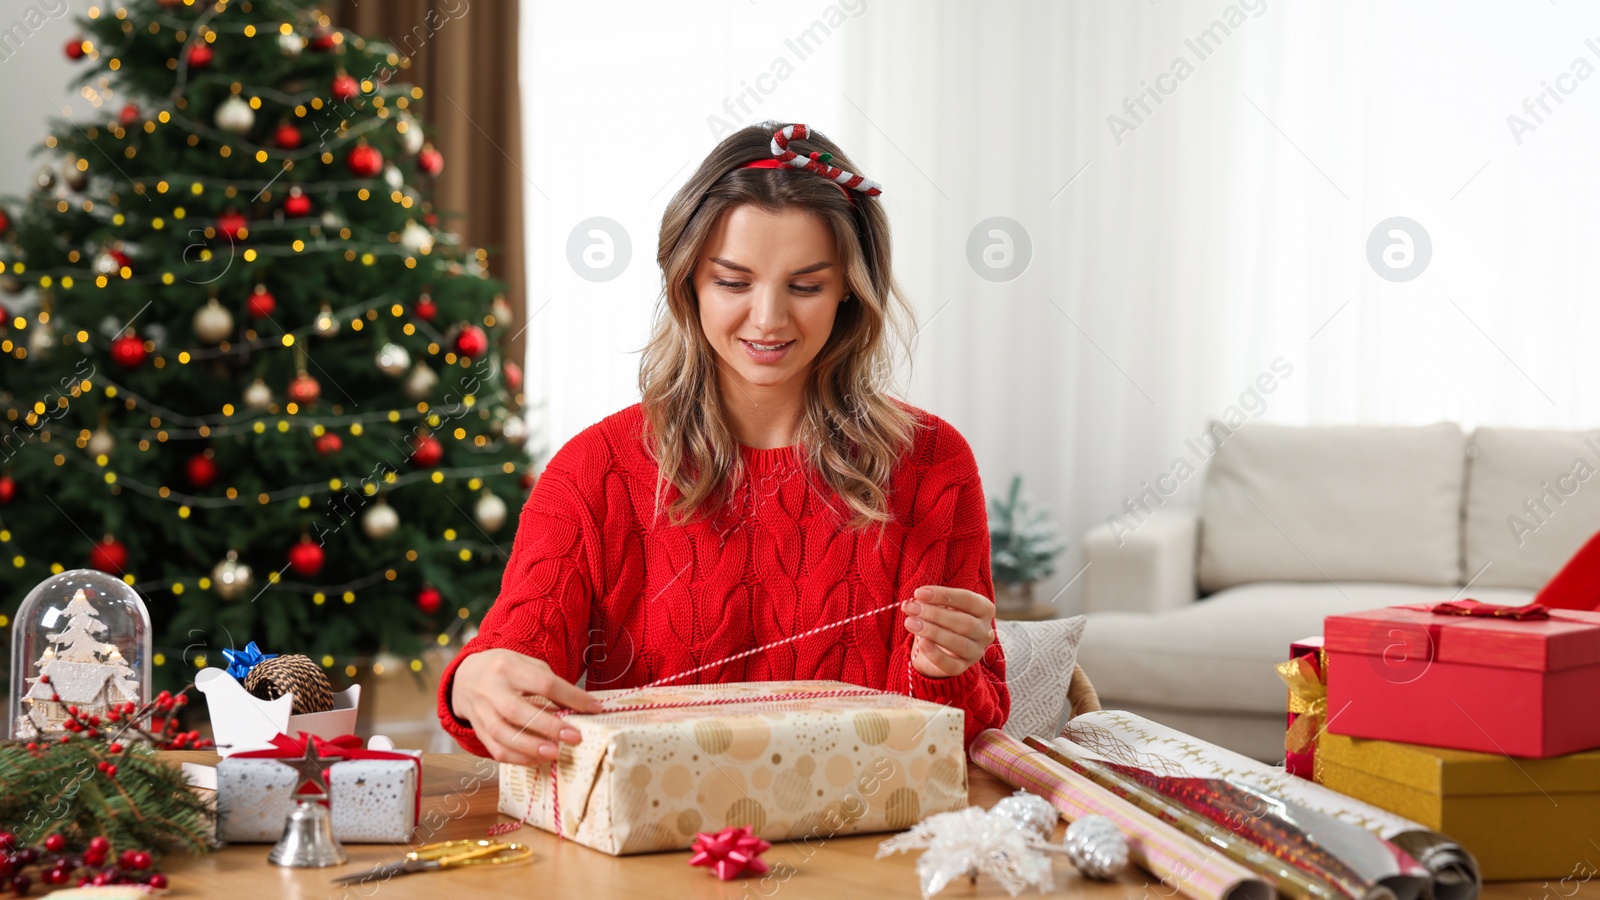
[223,641,277,680]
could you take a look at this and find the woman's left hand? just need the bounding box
[902,586,997,678]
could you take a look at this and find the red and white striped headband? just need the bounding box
[737,124,884,200]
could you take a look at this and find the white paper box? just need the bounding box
[195,667,359,757]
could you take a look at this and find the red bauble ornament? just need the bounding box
[309,29,336,51]
[413,293,437,321]
[186,42,212,68]
[274,122,303,150]
[503,361,523,392]
[216,210,248,241]
[417,585,442,615]
[346,143,383,178]
[454,325,489,358]
[65,38,85,60]
[283,186,312,217]
[246,284,276,317]
[417,144,444,176]
[0,473,14,504]
[330,72,359,102]
[185,453,218,490]
[409,434,443,468]
[119,103,140,127]
[287,536,324,576]
[109,246,133,273]
[287,372,321,405]
[314,432,343,455]
[422,211,439,227]
[0,207,9,234]
[520,471,536,491]
[110,333,147,368]
[89,536,128,574]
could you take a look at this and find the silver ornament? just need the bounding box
[27,319,56,358]
[278,31,305,56]
[499,415,528,448]
[475,492,507,533]
[145,323,167,350]
[193,296,234,344]
[376,342,410,376]
[399,220,433,255]
[991,791,1059,842]
[34,166,56,191]
[383,165,404,191]
[212,550,254,600]
[215,96,256,134]
[361,499,399,540]
[491,294,512,325]
[320,210,346,231]
[87,427,115,458]
[243,377,273,410]
[93,249,120,276]
[402,362,438,400]
[398,113,425,155]
[1063,815,1128,880]
[62,158,88,192]
[312,304,340,337]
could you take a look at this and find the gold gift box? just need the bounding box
[497,680,968,855]
[1317,731,1600,881]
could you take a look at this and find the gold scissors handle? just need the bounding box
[414,839,532,869]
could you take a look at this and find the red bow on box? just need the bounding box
[1428,599,1551,620]
[233,732,423,820]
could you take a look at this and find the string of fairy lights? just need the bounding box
[0,3,531,678]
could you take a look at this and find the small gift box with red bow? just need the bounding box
[1324,600,1600,757]
[215,732,422,843]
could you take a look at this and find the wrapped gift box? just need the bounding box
[497,680,968,855]
[1324,603,1600,757]
[216,735,421,843]
[1317,731,1600,880]
[1280,636,1325,780]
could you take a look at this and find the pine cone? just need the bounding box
[243,653,334,714]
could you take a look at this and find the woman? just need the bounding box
[438,122,1008,764]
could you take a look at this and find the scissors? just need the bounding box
[332,839,533,884]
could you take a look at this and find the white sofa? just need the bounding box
[1075,422,1600,761]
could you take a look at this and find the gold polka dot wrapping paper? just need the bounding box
[495,680,969,855]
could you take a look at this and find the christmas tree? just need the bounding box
[0,1,534,693]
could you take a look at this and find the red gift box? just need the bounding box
[1324,601,1600,758]
[1280,636,1325,779]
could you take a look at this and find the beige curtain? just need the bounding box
[335,1,527,372]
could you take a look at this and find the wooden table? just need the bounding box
[161,752,1568,900]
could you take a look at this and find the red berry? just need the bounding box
[148,873,169,889]
[129,852,151,871]
[104,764,117,777]
[175,694,187,706]
[0,832,16,850]
[108,742,123,754]
[89,837,110,854]
[85,848,106,867]
[43,834,65,852]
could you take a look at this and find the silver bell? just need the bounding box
[268,798,349,868]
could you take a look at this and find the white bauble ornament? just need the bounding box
[361,499,399,540]
[93,249,120,276]
[500,415,528,448]
[376,342,410,376]
[475,492,507,533]
[34,166,56,191]
[402,362,438,400]
[399,113,425,155]
[400,220,433,255]
[383,165,404,190]
[62,158,88,192]
[27,320,55,358]
[87,427,115,457]
[212,549,254,600]
[193,297,234,344]
[243,377,273,409]
[215,96,255,134]
[492,294,512,325]
[278,31,305,56]
[313,304,339,337]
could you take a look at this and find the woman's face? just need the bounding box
[693,204,847,396]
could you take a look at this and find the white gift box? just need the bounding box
[214,738,421,843]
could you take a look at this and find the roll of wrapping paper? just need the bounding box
[1020,737,1356,900]
[1056,711,1480,900]
[970,730,1272,900]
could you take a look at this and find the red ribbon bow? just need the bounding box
[688,825,771,880]
[233,732,423,820]
[1428,599,1551,620]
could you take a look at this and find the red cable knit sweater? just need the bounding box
[436,402,1009,754]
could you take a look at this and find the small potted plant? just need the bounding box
[988,473,1066,618]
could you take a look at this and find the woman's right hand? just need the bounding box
[450,648,604,765]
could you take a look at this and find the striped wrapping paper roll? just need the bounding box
[970,730,1272,900]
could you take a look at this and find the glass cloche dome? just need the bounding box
[9,569,152,740]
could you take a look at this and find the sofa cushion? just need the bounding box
[1464,427,1600,590]
[1077,582,1534,716]
[1197,423,1466,594]
[996,616,1086,740]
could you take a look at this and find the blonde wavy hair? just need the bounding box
[640,121,920,532]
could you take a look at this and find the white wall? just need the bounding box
[0,2,80,201]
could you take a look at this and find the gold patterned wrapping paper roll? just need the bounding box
[495,680,968,855]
